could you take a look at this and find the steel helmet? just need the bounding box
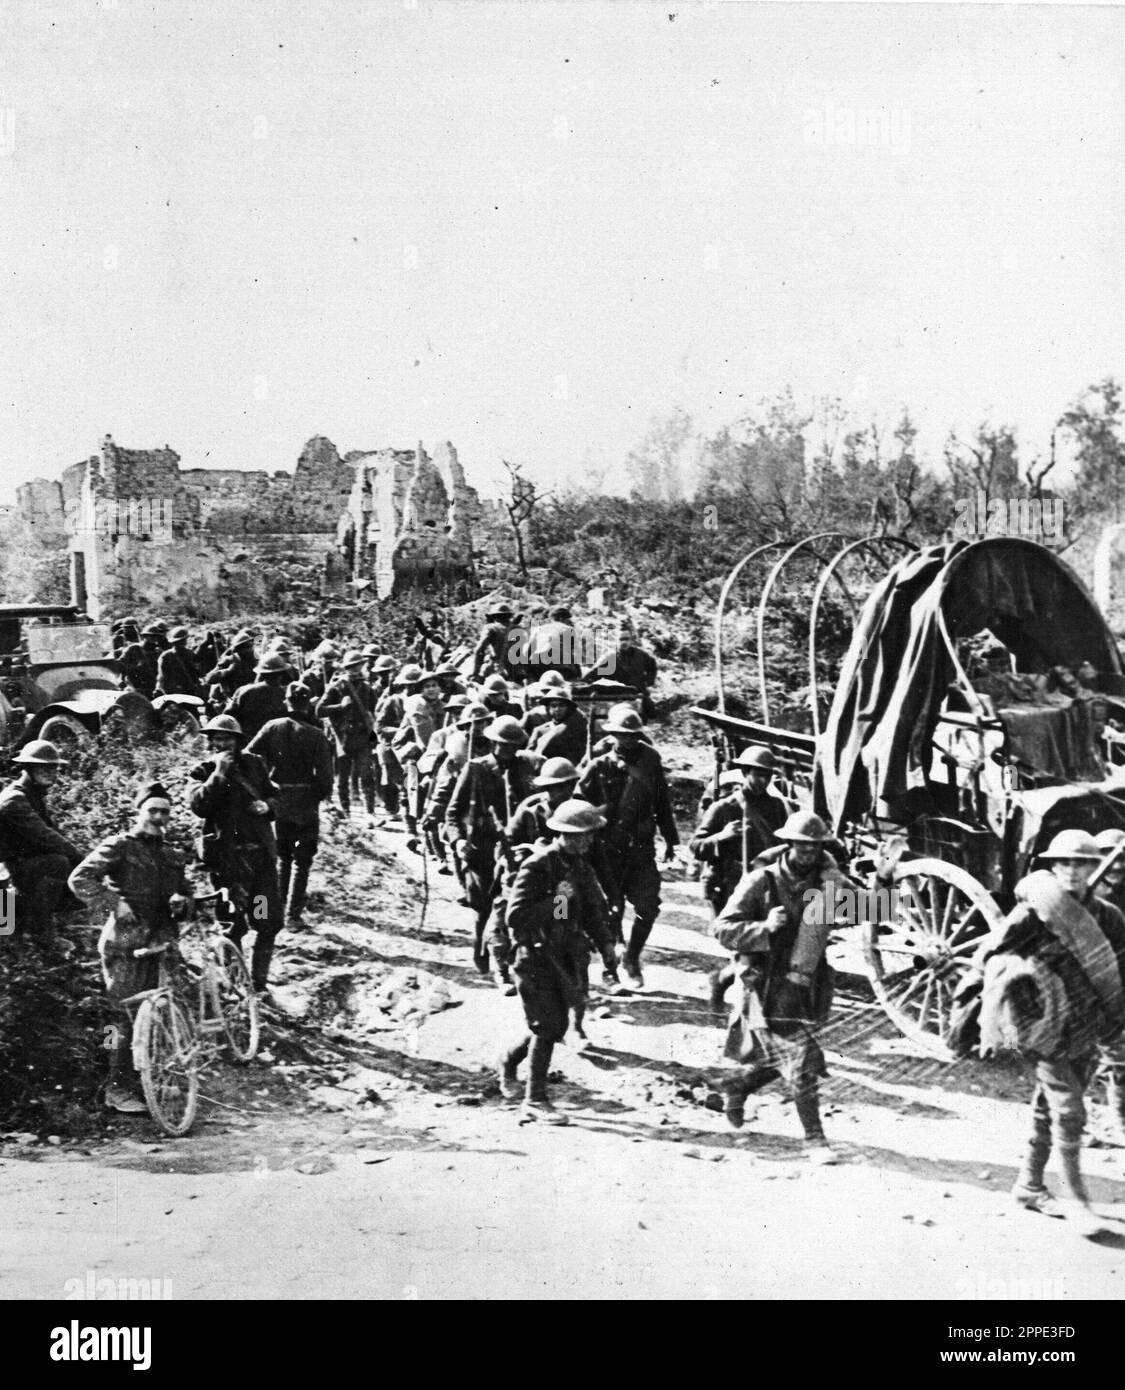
[545,683,576,705]
[485,715,528,747]
[1094,828,1125,852]
[372,654,397,673]
[734,745,776,771]
[1038,829,1102,861]
[456,702,492,728]
[255,653,294,675]
[486,605,516,621]
[530,670,567,697]
[140,622,164,637]
[395,663,424,688]
[167,625,189,642]
[481,674,510,696]
[311,640,339,660]
[602,703,645,734]
[533,757,580,788]
[230,629,255,649]
[776,810,829,843]
[200,714,244,739]
[444,693,471,712]
[285,681,312,708]
[340,649,366,669]
[12,739,68,766]
[546,799,607,834]
[360,643,380,658]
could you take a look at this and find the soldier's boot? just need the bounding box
[522,1038,568,1125]
[1012,1119,1053,1210]
[287,861,312,926]
[472,914,491,976]
[497,1036,528,1101]
[795,1082,838,1164]
[250,933,277,994]
[380,780,401,818]
[621,913,656,989]
[1056,1143,1104,1234]
[709,962,734,1012]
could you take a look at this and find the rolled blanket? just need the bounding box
[1015,870,1125,1029]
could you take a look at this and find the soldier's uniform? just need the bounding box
[444,726,542,973]
[246,703,334,923]
[528,708,587,765]
[0,762,83,936]
[576,722,677,981]
[470,609,517,681]
[500,805,619,1121]
[394,684,446,838]
[69,816,192,1100]
[188,744,282,991]
[119,638,161,700]
[226,679,287,742]
[316,657,377,816]
[690,786,788,915]
[155,640,202,699]
[712,814,847,1155]
[203,637,257,708]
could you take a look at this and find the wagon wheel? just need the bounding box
[860,857,1004,1059]
[36,714,90,753]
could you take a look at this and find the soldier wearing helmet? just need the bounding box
[298,640,340,704]
[470,603,518,682]
[224,651,294,742]
[316,650,378,820]
[712,808,853,1164]
[690,746,788,919]
[188,715,283,992]
[527,683,586,765]
[444,714,543,978]
[393,667,448,851]
[154,625,203,700]
[0,740,84,939]
[575,703,678,989]
[520,671,570,742]
[69,781,193,1113]
[420,701,492,858]
[245,683,334,926]
[973,829,1125,1232]
[202,628,258,708]
[483,757,583,996]
[499,799,620,1123]
[118,623,164,700]
[477,673,521,720]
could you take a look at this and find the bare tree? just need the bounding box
[501,459,552,579]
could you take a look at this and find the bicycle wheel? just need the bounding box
[134,994,199,1136]
[212,938,260,1063]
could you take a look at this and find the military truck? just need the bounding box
[0,605,155,750]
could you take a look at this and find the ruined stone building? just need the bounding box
[11,433,484,618]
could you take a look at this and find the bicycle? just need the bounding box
[124,893,261,1136]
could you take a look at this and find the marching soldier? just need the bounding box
[155,625,203,699]
[422,700,492,862]
[0,740,84,939]
[119,623,164,699]
[444,715,542,974]
[316,649,377,819]
[711,810,850,1164]
[527,683,586,765]
[478,673,522,720]
[521,671,570,740]
[203,629,257,707]
[470,604,518,681]
[499,800,620,1123]
[690,747,787,916]
[486,756,582,998]
[299,639,340,703]
[576,703,678,989]
[246,683,334,925]
[393,668,447,849]
[188,714,283,992]
[68,782,193,1114]
[226,651,293,741]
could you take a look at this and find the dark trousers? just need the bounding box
[277,817,319,916]
[335,743,375,814]
[604,841,662,960]
[213,845,283,990]
[8,853,73,937]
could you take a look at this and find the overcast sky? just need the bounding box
[0,1,1121,501]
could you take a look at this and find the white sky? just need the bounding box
[0,0,1121,501]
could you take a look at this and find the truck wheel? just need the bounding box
[36,715,90,752]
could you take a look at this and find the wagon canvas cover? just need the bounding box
[816,538,1122,831]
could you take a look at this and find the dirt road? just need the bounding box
[2,817,1124,1300]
